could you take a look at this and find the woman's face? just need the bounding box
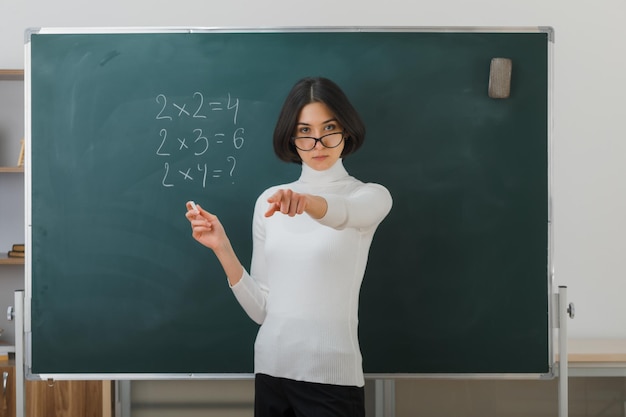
[293,102,345,171]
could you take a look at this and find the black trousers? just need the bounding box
[254,373,365,417]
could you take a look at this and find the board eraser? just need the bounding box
[488,58,512,99]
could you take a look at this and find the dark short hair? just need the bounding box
[273,77,366,164]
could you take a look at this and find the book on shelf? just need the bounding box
[8,243,25,257]
[17,139,24,167]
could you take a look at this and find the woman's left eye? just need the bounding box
[325,124,336,131]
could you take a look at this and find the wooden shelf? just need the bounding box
[0,69,24,81]
[0,166,24,173]
[0,254,24,265]
[1,69,26,269]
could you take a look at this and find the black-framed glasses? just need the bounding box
[291,131,345,151]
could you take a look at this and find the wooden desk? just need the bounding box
[560,339,626,377]
[0,360,16,417]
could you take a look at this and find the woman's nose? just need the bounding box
[313,137,325,149]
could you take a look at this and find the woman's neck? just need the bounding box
[299,159,348,184]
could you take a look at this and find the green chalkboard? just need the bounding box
[27,28,551,376]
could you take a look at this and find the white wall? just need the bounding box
[1,0,625,339]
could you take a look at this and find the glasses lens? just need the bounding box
[320,132,343,148]
[293,132,344,151]
[293,137,317,150]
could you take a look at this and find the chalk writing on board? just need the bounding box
[155,92,243,187]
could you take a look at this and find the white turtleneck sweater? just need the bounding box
[230,159,392,387]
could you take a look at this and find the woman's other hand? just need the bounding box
[265,189,327,219]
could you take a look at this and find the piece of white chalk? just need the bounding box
[188,201,198,212]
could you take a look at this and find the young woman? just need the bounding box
[186,77,392,416]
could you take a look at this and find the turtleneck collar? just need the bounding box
[298,159,349,184]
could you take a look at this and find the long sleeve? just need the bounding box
[318,183,392,231]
